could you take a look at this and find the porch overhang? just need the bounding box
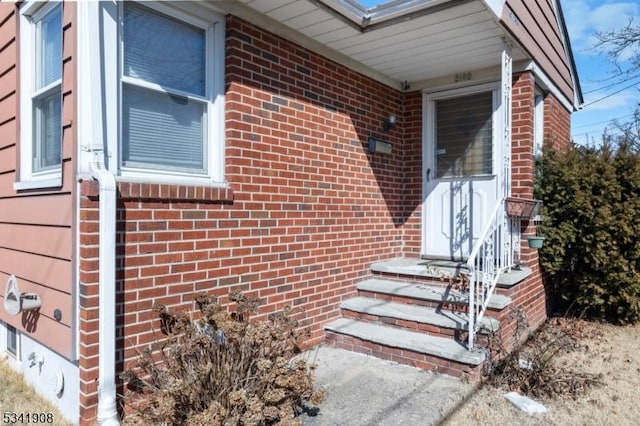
[221,0,526,91]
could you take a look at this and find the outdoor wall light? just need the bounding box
[383,114,397,131]
[368,137,393,154]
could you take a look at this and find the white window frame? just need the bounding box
[4,322,21,360]
[15,1,63,191]
[82,1,225,185]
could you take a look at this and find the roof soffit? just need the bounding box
[228,0,525,88]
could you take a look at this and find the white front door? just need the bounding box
[423,85,500,260]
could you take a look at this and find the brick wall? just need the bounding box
[401,91,424,256]
[76,17,574,423]
[544,94,572,150]
[511,72,536,200]
[503,71,572,342]
[78,16,413,422]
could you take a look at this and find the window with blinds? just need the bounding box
[435,91,493,178]
[33,4,62,173]
[121,2,208,173]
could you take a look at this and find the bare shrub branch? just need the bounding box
[120,292,324,425]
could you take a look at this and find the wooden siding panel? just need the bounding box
[0,3,15,22]
[0,39,16,75]
[503,0,574,101]
[0,145,14,173]
[0,248,72,294]
[0,193,73,227]
[0,91,16,124]
[0,271,72,327]
[0,223,72,260]
[538,0,562,40]
[0,64,16,100]
[508,1,566,70]
[0,302,72,358]
[0,172,16,193]
[0,118,16,150]
[0,0,75,363]
[62,121,74,159]
[0,6,15,50]
[0,160,74,196]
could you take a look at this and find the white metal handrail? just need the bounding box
[466,197,518,349]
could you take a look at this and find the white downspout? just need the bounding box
[92,158,119,426]
[78,1,120,424]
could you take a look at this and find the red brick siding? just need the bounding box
[76,18,575,423]
[506,71,571,339]
[78,17,409,422]
[401,91,423,256]
[544,94,571,151]
[511,72,536,199]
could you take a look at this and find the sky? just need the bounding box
[563,0,640,145]
[358,0,640,145]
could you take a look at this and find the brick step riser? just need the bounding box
[341,309,492,347]
[357,289,504,319]
[371,271,457,287]
[325,330,483,380]
[370,271,517,298]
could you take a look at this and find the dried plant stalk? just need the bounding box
[121,292,324,425]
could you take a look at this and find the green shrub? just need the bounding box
[120,292,324,425]
[536,142,640,322]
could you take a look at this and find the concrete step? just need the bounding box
[357,278,512,311]
[341,296,500,333]
[324,318,485,367]
[371,257,531,288]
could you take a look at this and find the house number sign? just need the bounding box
[454,72,472,82]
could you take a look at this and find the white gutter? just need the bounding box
[77,2,120,424]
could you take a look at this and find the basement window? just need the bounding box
[6,324,18,357]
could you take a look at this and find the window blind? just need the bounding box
[122,84,205,170]
[436,92,493,178]
[122,3,207,172]
[37,6,62,90]
[123,2,205,96]
[34,90,62,170]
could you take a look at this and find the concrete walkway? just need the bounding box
[299,346,475,426]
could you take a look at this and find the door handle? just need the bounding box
[426,168,431,182]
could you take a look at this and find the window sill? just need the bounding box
[13,177,62,191]
[80,179,234,204]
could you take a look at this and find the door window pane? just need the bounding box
[436,92,493,178]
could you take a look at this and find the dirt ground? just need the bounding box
[444,320,640,426]
[2,320,640,425]
[0,360,67,425]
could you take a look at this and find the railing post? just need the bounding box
[468,270,475,349]
[468,41,513,351]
